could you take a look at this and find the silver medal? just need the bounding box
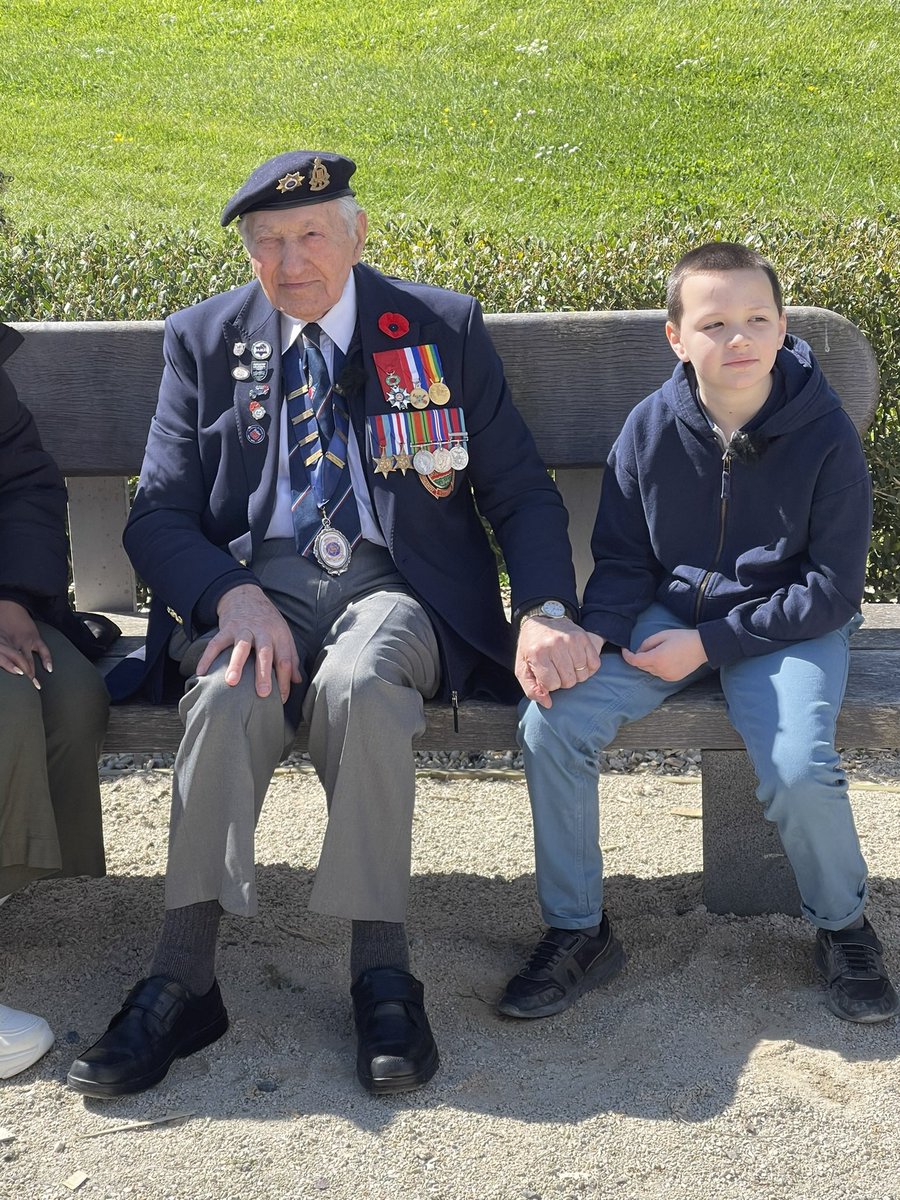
[449,443,469,469]
[313,523,352,575]
[251,340,272,360]
[413,449,435,475]
[232,364,251,381]
[432,447,452,472]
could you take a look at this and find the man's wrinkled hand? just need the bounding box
[195,584,302,702]
[515,618,604,708]
[0,600,50,686]
[622,628,708,682]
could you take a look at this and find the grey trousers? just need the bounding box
[0,623,108,896]
[165,541,441,922]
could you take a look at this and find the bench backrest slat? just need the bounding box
[9,307,878,477]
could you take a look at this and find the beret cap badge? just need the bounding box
[309,157,331,191]
[276,172,304,194]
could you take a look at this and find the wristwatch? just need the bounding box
[519,600,568,623]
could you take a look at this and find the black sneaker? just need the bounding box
[497,914,625,1019]
[814,920,900,1023]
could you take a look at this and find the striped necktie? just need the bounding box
[283,323,361,564]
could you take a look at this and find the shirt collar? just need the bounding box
[280,271,358,355]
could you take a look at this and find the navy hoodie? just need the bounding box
[581,335,872,668]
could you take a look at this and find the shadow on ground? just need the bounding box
[3,862,898,1131]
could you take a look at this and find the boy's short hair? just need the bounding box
[666,242,783,326]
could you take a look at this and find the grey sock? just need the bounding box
[150,900,222,996]
[350,920,409,982]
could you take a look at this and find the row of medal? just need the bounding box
[373,345,450,412]
[368,409,469,477]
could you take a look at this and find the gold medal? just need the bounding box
[374,451,395,477]
[409,386,429,409]
[394,450,413,475]
[429,380,450,406]
[432,447,452,473]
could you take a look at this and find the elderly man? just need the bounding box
[68,151,598,1098]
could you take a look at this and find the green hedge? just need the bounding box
[1,213,898,598]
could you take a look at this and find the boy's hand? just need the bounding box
[622,628,708,682]
[515,619,602,708]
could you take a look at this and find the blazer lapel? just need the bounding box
[222,284,283,552]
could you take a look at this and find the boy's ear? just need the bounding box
[665,320,690,362]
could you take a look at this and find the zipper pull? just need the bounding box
[721,451,732,500]
[451,689,459,733]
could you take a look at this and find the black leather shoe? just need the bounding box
[815,920,900,1023]
[351,967,440,1095]
[497,913,625,1018]
[67,976,229,1098]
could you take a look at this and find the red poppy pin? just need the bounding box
[378,311,410,339]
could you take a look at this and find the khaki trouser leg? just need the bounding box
[0,624,107,896]
[304,592,440,922]
[164,650,291,916]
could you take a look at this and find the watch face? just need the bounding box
[541,601,566,619]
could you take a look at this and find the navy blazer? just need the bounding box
[121,263,578,705]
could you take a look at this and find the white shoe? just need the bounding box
[0,1003,55,1078]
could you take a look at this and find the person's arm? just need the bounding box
[124,317,299,698]
[0,367,70,607]
[580,426,662,647]
[698,430,871,668]
[124,316,259,629]
[453,300,599,703]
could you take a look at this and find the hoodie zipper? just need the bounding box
[693,448,732,624]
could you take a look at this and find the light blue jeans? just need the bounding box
[518,603,867,931]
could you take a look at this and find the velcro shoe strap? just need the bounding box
[352,968,424,1013]
[116,977,189,1027]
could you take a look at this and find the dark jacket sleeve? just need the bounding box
[455,298,578,614]
[0,363,71,607]
[580,422,661,647]
[123,314,258,634]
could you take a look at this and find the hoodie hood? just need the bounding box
[661,333,843,442]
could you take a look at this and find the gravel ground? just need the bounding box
[2,754,900,1200]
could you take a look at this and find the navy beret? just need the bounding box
[221,151,357,227]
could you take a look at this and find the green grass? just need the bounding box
[0,0,897,237]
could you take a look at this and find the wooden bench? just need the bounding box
[9,310,898,918]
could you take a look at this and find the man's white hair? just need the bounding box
[238,195,364,249]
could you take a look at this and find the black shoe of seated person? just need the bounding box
[351,967,440,1094]
[815,919,900,1023]
[497,912,626,1019]
[67,975,228,1098]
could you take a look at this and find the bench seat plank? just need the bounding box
[98,606,900,755]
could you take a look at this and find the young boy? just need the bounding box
[499,242,898,1025]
